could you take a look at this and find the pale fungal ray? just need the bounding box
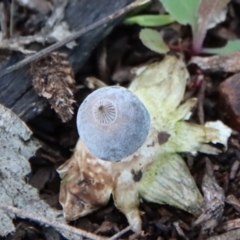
[138,153,203,216]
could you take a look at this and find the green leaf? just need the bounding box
[139,28,169,54]
[203,40,240,55]
[160,0,200,32]
[124,14,174,27]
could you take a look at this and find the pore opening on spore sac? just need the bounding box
[92,99,117,124]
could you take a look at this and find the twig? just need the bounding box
[197,79,206,125]
[0,2,9,39]
[10,0,15,37]
[0,203,107,240]
[0,0,150,78]
[109,226,132,240]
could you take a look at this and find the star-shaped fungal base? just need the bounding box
[57,55,231,232]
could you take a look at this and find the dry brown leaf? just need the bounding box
[207,229,240,240]
[216,218,240,232]
[225,195,240,214]
[218,73,240,132]
[95,221,119,235]
[194,158,225,230]
[229,161,240,180]
[190,51,240,73]
[173,222,188,240]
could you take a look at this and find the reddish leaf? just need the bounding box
[193,0,230,53]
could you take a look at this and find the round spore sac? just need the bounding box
[77,86,150,161]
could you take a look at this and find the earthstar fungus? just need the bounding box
[76,86,150,161]
[57,55,232,232]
